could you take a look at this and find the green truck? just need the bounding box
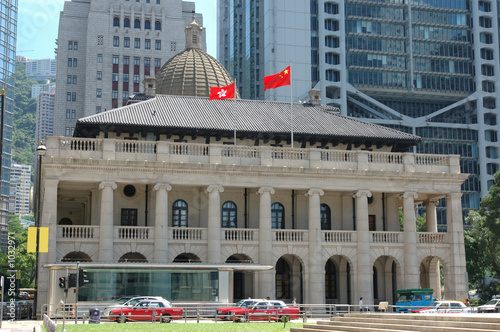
[395,289,434,312]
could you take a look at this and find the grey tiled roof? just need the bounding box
[75,95,420,149]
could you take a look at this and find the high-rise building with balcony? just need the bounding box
[54,0,205,137]
[9,164,31,216]
[217,0,498,230]
[0,0,17,247]
[36,89,56,145]
[25,58,57,81]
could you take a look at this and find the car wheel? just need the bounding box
[118,314,127,323]
[161,314,171,323]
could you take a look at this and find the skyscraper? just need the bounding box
[0,0,17,247]
[9,164,31,216]
[218,0,497,229]
[54,0,206,137]
[36,89,55,145]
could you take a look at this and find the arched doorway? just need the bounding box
[325,256,352,304]
[226,254,254,300]
[275,255,303,304]
[373,255,401,304]
[420,256,445,301]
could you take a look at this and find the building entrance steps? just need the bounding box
[290,313,500,332]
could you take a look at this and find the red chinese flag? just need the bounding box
[209,82,235,100]
[263,66,291,90]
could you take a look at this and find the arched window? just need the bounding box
[325,260,337,299]
[275,258,291,299]
[124,18,130,28]
[113,17,120,27]
[145,20,151,30]
[134,19,141,29]
[271,203,285,229]
[320,203,331,230]
[155,20,162,31]
[172,200,188,227]
[222,201,237,228]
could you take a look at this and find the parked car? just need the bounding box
[217,299,261,320]
[395,288,434,312]
[410,301,472,314]
[1,300,33,320]
[109,300,183,323]
[228,300,300,322]
[102,296,170,317]
[477,298,500,313]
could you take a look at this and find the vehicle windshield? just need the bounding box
[485,300,498,305]
[396,293,412,302]
[235,300,251,307]
[126,299,145,306]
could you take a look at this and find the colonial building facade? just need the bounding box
[37,92,468,314]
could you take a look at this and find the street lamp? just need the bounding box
[33,141,46,319]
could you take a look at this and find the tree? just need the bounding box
[464,172,500,300]
[399,210,427,232]
[12,61,38,170]
[0,216,36,288]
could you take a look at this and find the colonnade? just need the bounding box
[40,179,466,304]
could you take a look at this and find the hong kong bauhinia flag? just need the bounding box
[263,66,291,90]
[209,82,236,100]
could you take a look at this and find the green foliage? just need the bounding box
[399,210,427,232]
[464,172,500,294]
[0,216,35,288]
[12,61,38,170]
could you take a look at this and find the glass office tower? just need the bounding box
[218,0,500,230]
[0,0,16,248]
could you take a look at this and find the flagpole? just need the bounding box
[290,61,293,149]
[233,79,237,146]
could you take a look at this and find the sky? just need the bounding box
[17,0,217,59]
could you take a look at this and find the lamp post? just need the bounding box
[33,141,46,319]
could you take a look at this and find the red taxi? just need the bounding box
[109,300,183,323]
[228,300,300,322]
[216,298,260,320]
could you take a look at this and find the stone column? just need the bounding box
[257,186,275,298]
[402,191,419,289]
[354,190,372,305]
[445,193,467,301]
[207,184,224,263]
[425,199,441,299]
[99,181,117,262]
[38,178,59,315]
[153,183,171,263]
[425,200,438,232]
[306,188,324,304]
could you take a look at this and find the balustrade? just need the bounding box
[371,231,402,243]
[418,232,448,244]
[171,227,205,241]
[323,231,355,243]
[116,226,152,240]
[273,230,307,242]
[223,229,257,241]
[58,225,98,239]
[47,137,457,174]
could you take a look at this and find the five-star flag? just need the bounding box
[263,66,291,90]
[209,82,236,100]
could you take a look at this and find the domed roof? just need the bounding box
[155,17,240,98]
